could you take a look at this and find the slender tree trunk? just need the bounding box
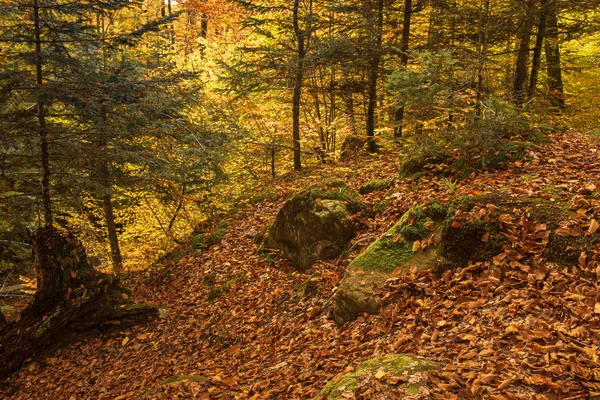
[366,0,383,153]
[504,33,513,95]
[33,0,52,228]
[528,0,547,101]
[292,0,307,170]
[342,89,359,136]
[394,0,412,138]
[167,0,175,45]
[103,193,123,275]
[544,0,564,110]
[98,113,123,276]
[513,0,536,106]
[476,0,491,115]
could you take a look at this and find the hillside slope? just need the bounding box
[2,131,600,399]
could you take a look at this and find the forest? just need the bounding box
[1,0,600,398]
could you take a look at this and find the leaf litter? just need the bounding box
[2,131,600,399]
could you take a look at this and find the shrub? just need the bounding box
[399,98,534,177]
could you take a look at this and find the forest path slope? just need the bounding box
[3,131,600,399]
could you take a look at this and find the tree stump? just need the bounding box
[0,227,156,379]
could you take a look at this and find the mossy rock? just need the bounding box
[316,354,440,400]
[334,205,444,325]
[267,185,357,270]
[527,199,600,266]
[359,179,392,195]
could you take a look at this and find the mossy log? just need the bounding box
[0,227,157,379]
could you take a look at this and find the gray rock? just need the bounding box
[267,191,355,270]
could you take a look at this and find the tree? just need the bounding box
[512,0,536,106]
[225,0,315,170]
[544,0,564,109]
[394,0,414,138]
[0,0,210,377]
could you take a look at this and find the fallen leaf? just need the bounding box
[412,240,421,252]
[588,219,599,235]
[374,368,387,381]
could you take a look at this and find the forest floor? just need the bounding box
[2,131,600,399]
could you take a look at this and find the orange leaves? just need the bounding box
[588,219,600,235]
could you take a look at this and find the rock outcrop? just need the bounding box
[334,203,444,325]
[267,183,358,270]
[334,193,600,325]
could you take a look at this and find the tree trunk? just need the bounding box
[292,0,309,171]
[103,194,123,275]
[528,0,547,101]
[98,111,124,276]
[366,0,383,153]
[0,227,156,379]
[512,0,536,106]
[342,89,358,136]
[34,0,53,228]
[394,0,412,138]
[476,0,490,115]
[544,0,565,110]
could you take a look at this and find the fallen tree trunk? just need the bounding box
[0,227,156,379]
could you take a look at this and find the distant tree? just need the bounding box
[224,0,315,171]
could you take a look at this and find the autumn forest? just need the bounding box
[1,0,600,398]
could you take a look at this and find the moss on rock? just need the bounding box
[359,179,392,195]
[334,205,444,324]
[317,354,440,400]
[351,205,442,273]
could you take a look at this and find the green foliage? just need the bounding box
[399,98,535,177]
[249,186,280,205]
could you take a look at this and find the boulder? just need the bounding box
[267,186,357,270]
[316,354,440,399]
[334,204,444,325]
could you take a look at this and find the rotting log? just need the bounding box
[0,227,156,379]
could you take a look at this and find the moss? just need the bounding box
[424,200,448,220]
[546,234,600,265]
[249,186,279,204]
[440,217,506,268]
[191,221,228,251]
[161,374,208,385]
[351,205,443,272]
[207,273,247,302]
[317,355,439,400]
[351,235,415,272]
[299,187,365,215]
[372,199,392,216]
[523,199,600,265]
[359,179,392,195]
[319,178,348,189]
